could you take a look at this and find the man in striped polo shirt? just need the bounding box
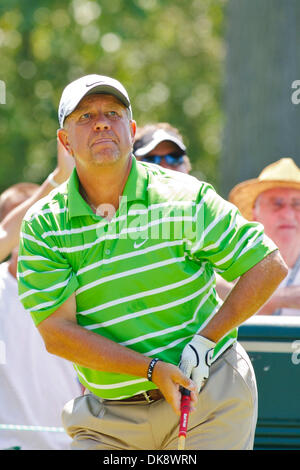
[17,74,287,450]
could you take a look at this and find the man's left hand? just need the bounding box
[179,335,216,392]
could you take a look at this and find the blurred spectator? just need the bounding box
[0,136,74,263]
[133,122,192,174]
[0,181,82,450]
[229,158,300,316]
[0,139,78,449]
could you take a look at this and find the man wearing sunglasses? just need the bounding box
[133,123,192,174]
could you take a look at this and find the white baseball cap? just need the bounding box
[58,74,132,127]
[133,128,186,157]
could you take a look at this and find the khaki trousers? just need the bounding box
[62,342,257,450]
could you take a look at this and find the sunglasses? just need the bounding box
[140,152,185,167]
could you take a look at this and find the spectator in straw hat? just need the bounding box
[229,157,300,315]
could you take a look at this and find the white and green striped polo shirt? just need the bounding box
[18,156,277,399]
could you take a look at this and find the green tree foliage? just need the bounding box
[0,0,225,192]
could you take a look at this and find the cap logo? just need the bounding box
[86,81,104,87]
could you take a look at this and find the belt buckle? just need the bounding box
[142,391,154,403]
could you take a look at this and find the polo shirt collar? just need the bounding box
[67,155,148,219]
[122,155,148,203]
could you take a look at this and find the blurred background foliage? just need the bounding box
[0,0,226,193]
[221,0,300,197]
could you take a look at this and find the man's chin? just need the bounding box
[90,152,121,166]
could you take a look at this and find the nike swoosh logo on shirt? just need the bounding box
[133,239,148,249]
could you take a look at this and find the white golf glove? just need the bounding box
[179,335,216,392]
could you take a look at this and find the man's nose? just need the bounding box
[159,160,169,169]
[281,204,297,220]
[93,113,111,131]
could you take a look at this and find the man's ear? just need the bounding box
[57,128,74,156]
[130,120,137,141]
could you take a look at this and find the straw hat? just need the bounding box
[228,158,300,220]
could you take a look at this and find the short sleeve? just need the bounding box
[187,185,278,282]
[17,217,79,326]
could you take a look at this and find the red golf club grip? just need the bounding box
[179,388,191,438]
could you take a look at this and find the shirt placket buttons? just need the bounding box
[104,223,111,256]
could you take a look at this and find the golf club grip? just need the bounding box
[178,388,191,438]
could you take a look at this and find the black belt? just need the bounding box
[119,389,164,403]
[85,387,164,403]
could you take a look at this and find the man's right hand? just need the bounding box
[151,361,198,415]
